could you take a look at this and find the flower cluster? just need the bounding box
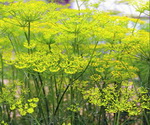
[83,82,150,115]
[10,98,39,116]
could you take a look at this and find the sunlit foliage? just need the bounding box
[0,0,149,124]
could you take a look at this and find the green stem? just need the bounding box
[75,0,80,11]
[27,21,31,54]
[6,105,11,122]
[99,106,108,125]
[0,54,4,91]
[54,41,99,116]
[144,109,150,125]
[7,35,17,54]
[28,22,31,45]
[32,74,46,124]
[132,12,142,35]
[30,114,41,125]
[38,73,50,124]
[116,111,120,125]
[147,63,150,88]
[70,80,74,124]
[50,76,55,115]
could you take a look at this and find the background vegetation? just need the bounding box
[0,0,149,124]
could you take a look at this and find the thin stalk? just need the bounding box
[48,44,52,53]
[51,75,58,124]
[23,21,31,54]
[145,59,150,124]
[27,22,30,44]
[99,106,108,125]
[23,22,32,99]
[32,74,40,96]
[27,21,31,54]
[53,71,64,122]
[70,82,74,124]
[27,73,31,98]
[32,74,46,124]
[0,54,4,91]
[38,73,50,124]
[6,105,11,123]
[0,53,5,123]
[54,75,59,115]
[144,109,150,125]
[30,114,41,125]
[54,75,59,105]
[116,111,120,125]
[7,35,17,54]
[11,65,15,84]
[75,0,80,11]
[131,12,142,35]
[147,62,150,88]
[54,41,99,116]
[98,106,101,125]
[50,76,55,116]
[74,86,79,124]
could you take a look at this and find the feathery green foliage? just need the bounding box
[0,0,149,124]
